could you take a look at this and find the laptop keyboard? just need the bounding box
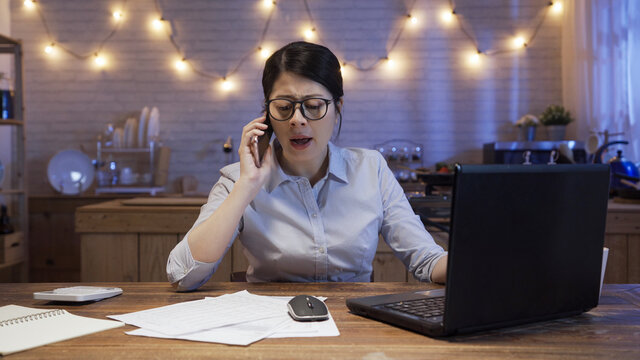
[383,297,445,319]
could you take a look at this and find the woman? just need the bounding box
[167,41,447,291]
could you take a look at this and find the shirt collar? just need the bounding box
[265,140,349,193]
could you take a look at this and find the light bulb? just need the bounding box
[551,1,563,14]
[303,27,316,40]
[258,47,270,59]
[262,0,275,9]
[513,36,527,48]
[221,78,233,91]
[440,10,454,24]
[44,44,54,54]
[385,57,396,70]
[340,63,348,79]
[467,51,481,66]
[152,18,164,30]
[175,59,187,71]
[94,54,106,67]
[24,0,35,9]
[113,11,123,21]
[407,14,418,26]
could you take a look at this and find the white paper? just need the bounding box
[127,316,290,346]
[108,290,284,336]
[109,291,340,346]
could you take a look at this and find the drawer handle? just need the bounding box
[10,242,20,248]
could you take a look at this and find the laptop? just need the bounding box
[347,164,610,337]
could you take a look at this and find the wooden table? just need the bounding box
[1,282,639,359]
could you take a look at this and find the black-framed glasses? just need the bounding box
[266,97,335,121]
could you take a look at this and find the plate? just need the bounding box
[124,117,138,148]
[113,128,124,148]
[47,150,95,195]
[147,106,160,142]
[138,106,149,148]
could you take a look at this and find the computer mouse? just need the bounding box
[287,295,329,321]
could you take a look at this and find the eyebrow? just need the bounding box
[272,94,326,100]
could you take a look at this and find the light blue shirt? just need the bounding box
[167,141,446,291]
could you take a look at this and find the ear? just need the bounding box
[335,98,344,125]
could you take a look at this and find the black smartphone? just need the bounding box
[256,117,273,167]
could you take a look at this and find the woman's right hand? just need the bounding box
[237,115,273,194]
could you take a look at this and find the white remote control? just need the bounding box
[33,286,123,302]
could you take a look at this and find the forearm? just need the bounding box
[430,254,448,284]
[187,180,257,263]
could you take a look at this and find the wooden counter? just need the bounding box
[75,198,640,283]
[75,198,448,283]
[2,282,640,359]
[604,200,640,283]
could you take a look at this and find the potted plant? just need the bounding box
[515,114,539,141]
[539,105,574,141]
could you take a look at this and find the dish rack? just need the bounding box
[94,140,169,196]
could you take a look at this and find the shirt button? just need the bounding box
[312,213,317,218]
[319,247,325,254]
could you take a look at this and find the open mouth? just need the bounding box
[290,137,312,145]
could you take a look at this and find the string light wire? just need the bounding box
[36,0,128,60]
[31,1,562,83]
[153,0,276,80]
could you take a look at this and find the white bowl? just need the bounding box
[47,150,95,195]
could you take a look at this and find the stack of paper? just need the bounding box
[108,290,339,346]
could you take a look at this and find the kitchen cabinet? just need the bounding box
[28,195,131,282]
[0,34,26,282]
[604,200,640,283]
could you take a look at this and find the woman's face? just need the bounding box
[268,71,340,167]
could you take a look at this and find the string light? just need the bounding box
[407,14,418,26]
[258,46,271,59]
[339,62,349,79]
[513,36,527,49]
[262,0,276,9]
[550,1,563,14]
[32,1,559,91]
[467,51,482,66]
[175,58,187,71]
[385,57,396,70]
[44,43,55,54]
[440,9,455,24]
[152,18,165,31]
[220,77,233,92]
[303,27,316,41]
[94,53,106,68]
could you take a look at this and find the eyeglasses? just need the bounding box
[266,97,335,121]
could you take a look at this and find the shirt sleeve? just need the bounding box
[166,170,240,291]
[376,153,447,282]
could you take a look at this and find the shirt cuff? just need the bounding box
[167,236,218,291]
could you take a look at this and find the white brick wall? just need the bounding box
[10,0,562,194]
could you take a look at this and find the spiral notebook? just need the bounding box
[0,305,124,356]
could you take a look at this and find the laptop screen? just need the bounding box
[444,164,610,334]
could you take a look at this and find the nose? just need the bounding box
[289,104,307,127]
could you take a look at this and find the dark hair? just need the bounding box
[262,41,344,135]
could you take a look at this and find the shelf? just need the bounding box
[101,148,151,153]
[95,186,165,196]
[0,119,24,126]
[0,189,26,195]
